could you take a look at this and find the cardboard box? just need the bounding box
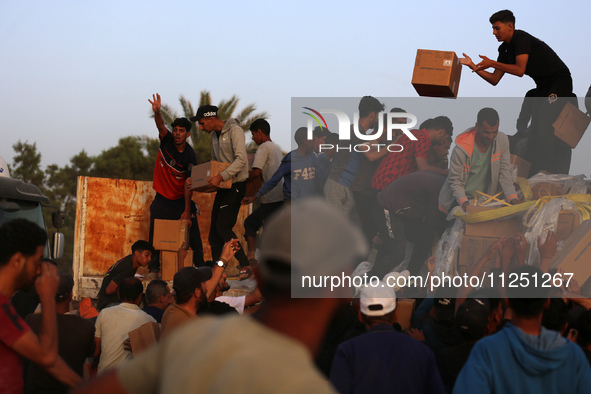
[153,219,190,251]
[411,49,462,98]
[395,298,416,331]
[510,155,531,179]
[556,210,581,241]
[128,322,160,355]
[530,182,564,199]
[551,219,591,286]
[191,161,232,191]
[553,101,591,148]
[161,249,193,281]
[464,206,523,238]
[457,235,502,275]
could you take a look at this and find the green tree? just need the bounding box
[155,90,269,164]
[91,136,158,181]
[11,140,45,187]
[44,150,95,271]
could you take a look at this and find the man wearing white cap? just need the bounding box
[330,283,445,394]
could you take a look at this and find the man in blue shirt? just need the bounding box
[330,283,445,394]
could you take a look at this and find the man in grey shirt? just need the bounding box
[241,119,284,265]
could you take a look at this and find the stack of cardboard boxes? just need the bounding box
[153,219,193,281]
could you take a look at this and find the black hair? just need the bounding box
[389,107,406,113]
[131,240,154,255]
[506,266,549,318]
[361,310,396,326]
[250,118,271,135]
[490,10,515,25]
[358,96,385,118]
[542,297,569,333]
[145,279,169,305]
[0,219,47,267]
[325,132,339,145]
[420,116,453,136]
[174,289,194,305]
[477,107,500,127]
[312,126,330,139]
[171,117,192,132]
[118,277,144,302]
[294,127,309,146]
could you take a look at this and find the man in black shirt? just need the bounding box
[25,273,95,393]
[460,9,577,176]
[96,240,154,310]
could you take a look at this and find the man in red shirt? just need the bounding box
[148,93,204,270]
[0,219,80,393]
[370,116,453,191]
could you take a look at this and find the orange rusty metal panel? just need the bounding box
[76,177,250,277]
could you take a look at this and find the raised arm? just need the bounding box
[148,93,169,139]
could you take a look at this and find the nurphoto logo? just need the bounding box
[302,107,419,153]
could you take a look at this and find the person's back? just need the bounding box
[330,283,445,394]
[454,266,591,394]
[95,278,155,373]
[453,323,590,394]
[331,324,444,394]
[26,313,95,393]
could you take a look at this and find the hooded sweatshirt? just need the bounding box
[438,128,518,213]
[210,118,248,183]
[453,323,591,394]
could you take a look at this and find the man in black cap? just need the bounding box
[147,93,204,271]
[191,105,250,277]
[160,266,212,339]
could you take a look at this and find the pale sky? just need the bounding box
[1,1,590,175]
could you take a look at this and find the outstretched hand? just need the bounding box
[538,231,558,259]
[459,53,475,68]
[474,55,494,71]
[149,93,161,113]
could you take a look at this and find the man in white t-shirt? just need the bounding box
[94,278,155,374]
[241,119,284,268]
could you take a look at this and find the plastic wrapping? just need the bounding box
[526,173,589,196]
[351,260,373,297]
[434,208,465,276]
[521,197,581,265]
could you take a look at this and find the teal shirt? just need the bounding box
[464,145,492,200]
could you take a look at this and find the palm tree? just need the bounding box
[154,90,269,164]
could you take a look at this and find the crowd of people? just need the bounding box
[2,8,591,393]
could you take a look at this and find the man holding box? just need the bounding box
[438,108,519,214]
[460,10,576,176]
[192,105,250,275]
[148,93,204,270]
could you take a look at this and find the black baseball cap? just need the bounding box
[190,105,219,122]
[173,266,213,295]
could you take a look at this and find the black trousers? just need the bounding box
[149,193,205,270]
[523,74,576,176]
[244,201,284,238]
[209,181,249,267]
